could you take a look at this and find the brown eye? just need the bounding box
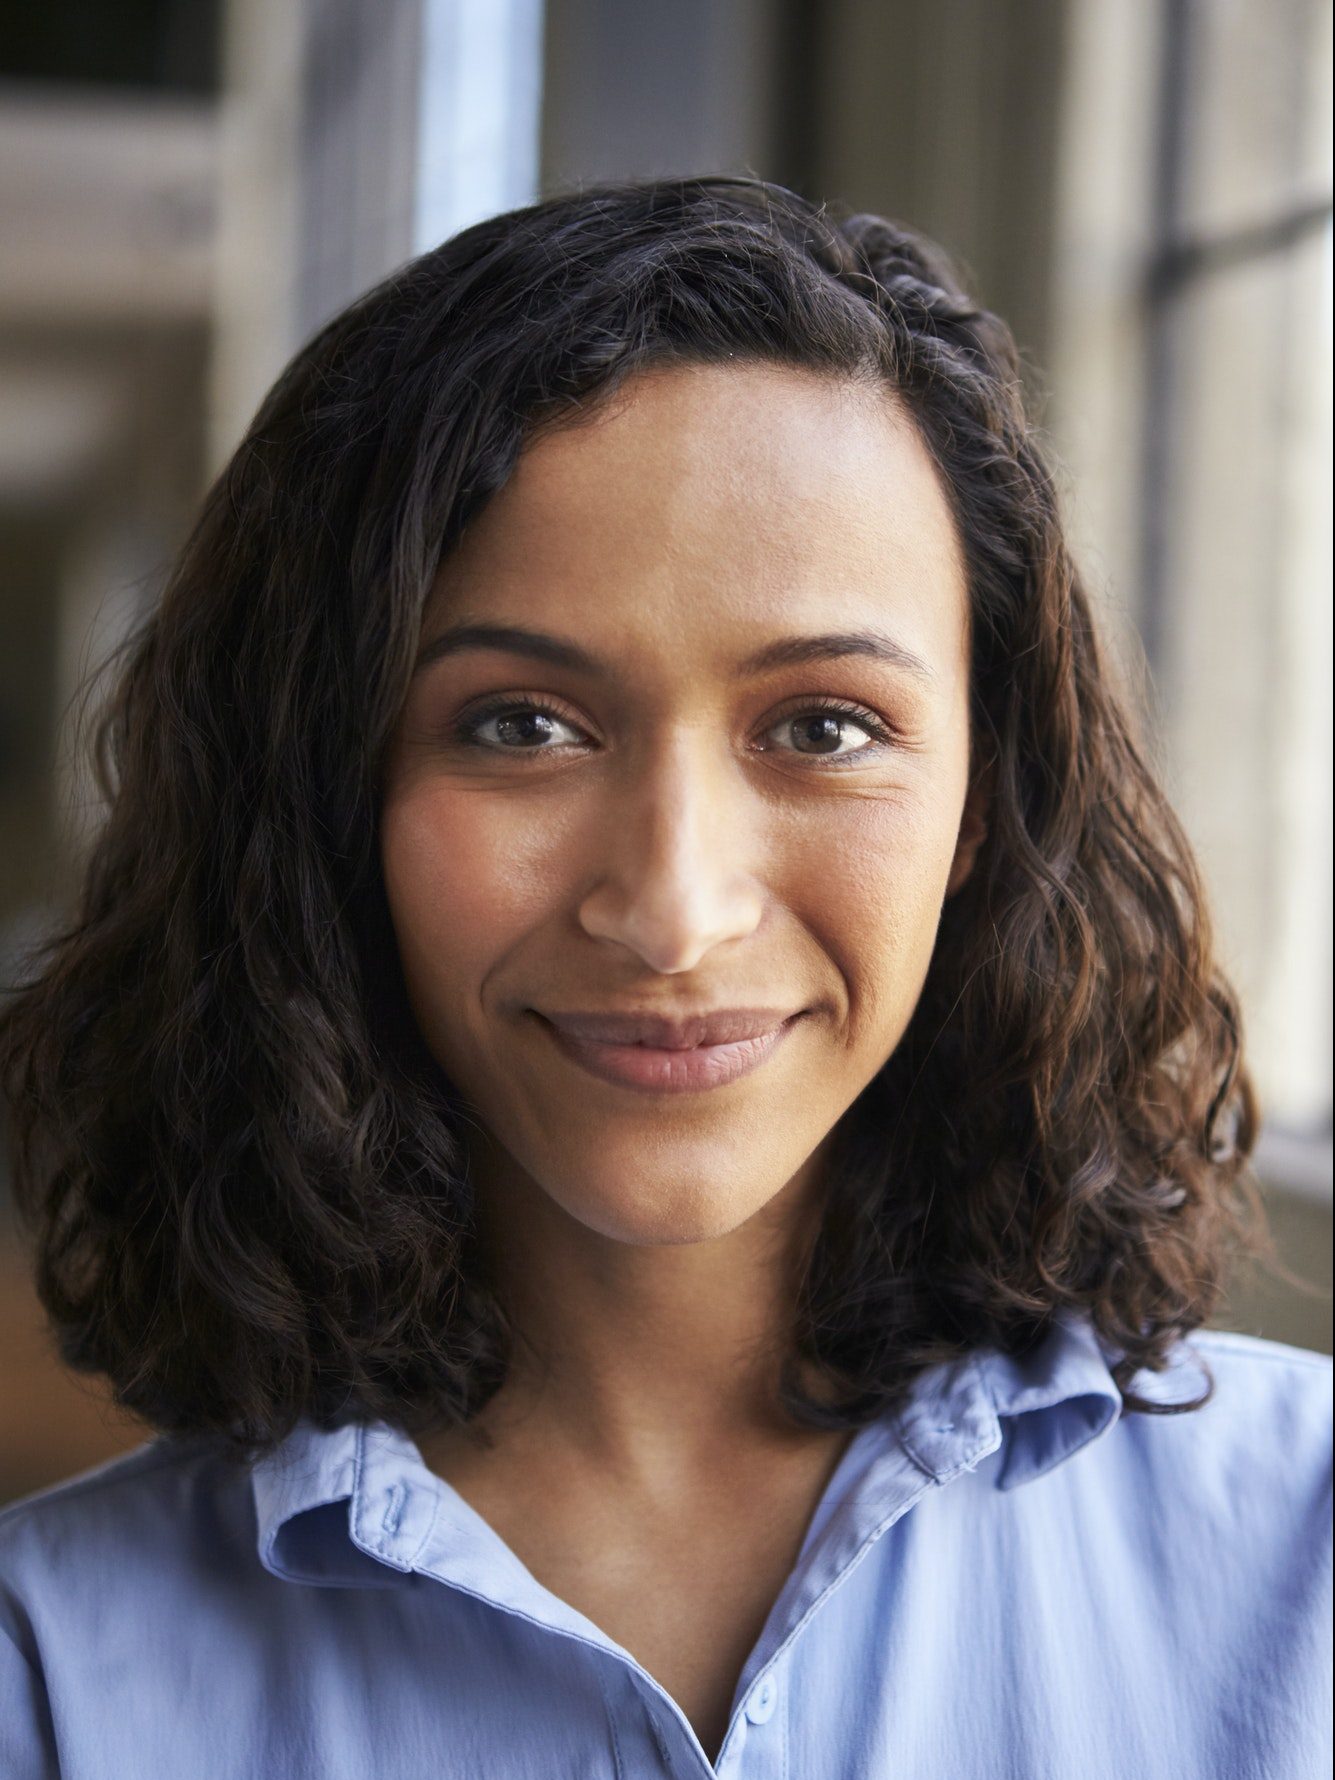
[451,699,587,752]
[763,701,892,764]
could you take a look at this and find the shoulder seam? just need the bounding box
[0,1439,206,1532]
[1187,1331,1331,1368]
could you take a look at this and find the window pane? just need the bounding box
[1155,221,1333,1132]
[1178,0,1331,239]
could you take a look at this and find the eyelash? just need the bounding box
[447,695,897,768]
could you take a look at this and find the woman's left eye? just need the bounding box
[448,697,893,764]
[762,703,892,762]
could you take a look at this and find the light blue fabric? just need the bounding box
[1,1311,1329,1778]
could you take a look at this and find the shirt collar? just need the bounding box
[909,1304,1211,1491]
[250,1308,1207,1585]
[921,1305,1124,1491]
[252,1419,443,1588]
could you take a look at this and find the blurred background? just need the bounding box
[0,0,1330,1504]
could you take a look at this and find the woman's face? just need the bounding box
[380,363,984,1244]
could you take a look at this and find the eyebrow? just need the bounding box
[412,621,937,683]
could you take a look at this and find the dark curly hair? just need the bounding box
[0,175,1276,1461]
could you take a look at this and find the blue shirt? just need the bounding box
[1,1310,1329,1779]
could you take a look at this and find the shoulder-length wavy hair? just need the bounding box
[1,175,1273,1460]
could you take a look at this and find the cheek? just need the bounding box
[793,794,961,1036]
[380,788,564,986]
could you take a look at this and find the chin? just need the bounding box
[554,1177,767,1247]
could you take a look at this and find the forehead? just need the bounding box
[426,362,969,671]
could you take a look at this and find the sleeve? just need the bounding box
[0,1609,60,1780]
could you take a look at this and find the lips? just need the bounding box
[532,1008,804,1094]
[539,1008,800,1049]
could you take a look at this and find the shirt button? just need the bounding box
[745,1677,777,1725]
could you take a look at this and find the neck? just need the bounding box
[447,1129,836,1494]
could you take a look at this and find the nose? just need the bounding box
[576,727,766,975]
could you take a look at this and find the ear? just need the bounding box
[945,757,993,899]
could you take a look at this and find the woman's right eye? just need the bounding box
[450,698,587,752]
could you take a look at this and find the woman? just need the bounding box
[0,176,1329,1779]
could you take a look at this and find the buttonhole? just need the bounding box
[382,1482,407,1536]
